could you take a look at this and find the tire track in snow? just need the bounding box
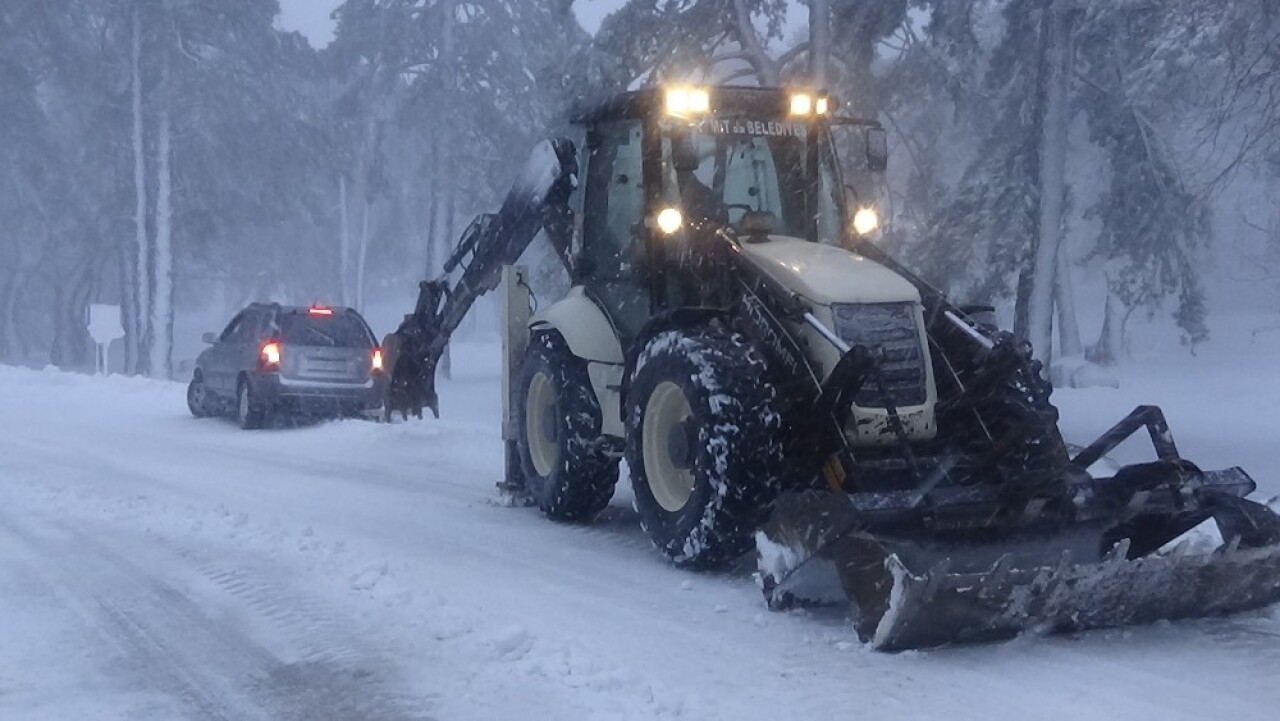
[0,447,700,720]
[0,506,436,721]
[12,432,1276,721]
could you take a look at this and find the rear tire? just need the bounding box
[626,329,783,569]
[516,332,619,520]
[236,378,269,430]
[187,374,213,418]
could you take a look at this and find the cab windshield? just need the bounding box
[660,118,844,243]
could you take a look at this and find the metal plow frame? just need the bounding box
[758,405,1280,650]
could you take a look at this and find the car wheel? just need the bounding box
[186,374,213,418]
[626,328,783,569]
[236,378,269,430]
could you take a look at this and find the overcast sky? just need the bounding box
[275,0,624,48]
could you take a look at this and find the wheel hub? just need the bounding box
[541,403,559,444]
[642,381,696,513]
[525,371,560,477]
[666,419,695,470]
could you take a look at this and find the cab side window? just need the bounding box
[239,310,266,343]
[219,313,246,343]
[582,121,644,279]
[221,310,264,343]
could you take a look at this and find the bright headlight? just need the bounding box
[853,207,879,236]
[666,87,710,116]
[656,207,684,234]
[790,93,813,116]
[816,96,830,115]
[687,88,710,113]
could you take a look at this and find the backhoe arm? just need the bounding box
[383,138,578,419]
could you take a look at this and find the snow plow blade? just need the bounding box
[870,537,1280,651]
[758,467,1280,651]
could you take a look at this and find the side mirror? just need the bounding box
[865,127,888,172]
[738,211,776,242]
[202,332,218,344]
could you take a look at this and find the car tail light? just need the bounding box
[371,347,384,374]
[308,305,334,316]
[259,340,282,371]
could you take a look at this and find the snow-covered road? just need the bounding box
[2,341,1278,720]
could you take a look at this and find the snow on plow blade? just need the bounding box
[872,536,1280,651]
[758,471,1280,651]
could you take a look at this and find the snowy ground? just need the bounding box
[2,332,1279,721]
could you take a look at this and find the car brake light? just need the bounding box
[308,306,334,316]
[259,340,282,370]
[371,348,384,373]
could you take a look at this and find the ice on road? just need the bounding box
[1,339,1278,720]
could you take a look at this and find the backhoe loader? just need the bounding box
[387,85,1280,649]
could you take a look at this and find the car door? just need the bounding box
[228,309,267,386]
[208,312,251,394]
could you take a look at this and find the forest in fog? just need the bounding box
[2,0,1278,378]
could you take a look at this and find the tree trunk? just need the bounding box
[432,0,456,282]
[51,259,96,372]
[339,174,351,306]
[0,270,14,362]
[346,115,380,308]
[730,0,781,85]
[440,189,457,381]
[1054,241,1083,356]
[809,0,831,89]
[118,239,138,372]
[440,0,456,57]
[1027,3,1073,366]
[356,198,372,311]
[829,2,882,117]
[149,40,174,379]
[1013,267,1033,340]
[2,266,30,362]
[1088,284,1125,365]
[131,2,148,376]
[423,173,438,278]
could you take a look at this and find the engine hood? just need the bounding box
[737,235,921,306]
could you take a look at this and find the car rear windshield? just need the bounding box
[278,313,372,348]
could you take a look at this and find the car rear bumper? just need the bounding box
[254,373,384,411]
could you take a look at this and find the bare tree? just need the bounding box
[1027,2,1074,366]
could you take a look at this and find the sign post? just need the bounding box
[87,304,124,375]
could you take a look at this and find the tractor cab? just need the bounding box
[568,86,887,344]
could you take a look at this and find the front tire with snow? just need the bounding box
[516,332,619,521]
[626,329,783,569]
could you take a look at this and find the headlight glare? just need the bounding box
[656,207,684,235]
[666,87,710,116]
[853,207,879,236]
